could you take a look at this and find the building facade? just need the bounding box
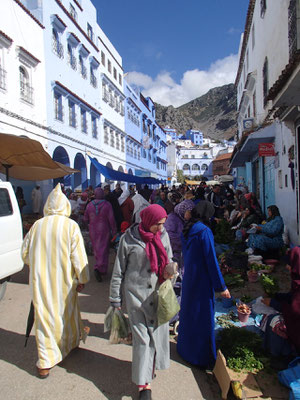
[185,129,203,146]
[231,0,300,245]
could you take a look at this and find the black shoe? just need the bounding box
[139,389,152,400]
[94,269,102,282]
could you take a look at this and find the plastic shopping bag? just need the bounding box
[104,306,131,344]
[157,279,180,326]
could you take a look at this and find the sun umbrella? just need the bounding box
[0,133,79,181]
[24,301,34,347]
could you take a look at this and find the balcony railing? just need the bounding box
[90,74,97,88]
[0,67,6,90]
[109,94,115,107]
[20,82,34,104]
[52,39,64,59]
[120,104,125,116]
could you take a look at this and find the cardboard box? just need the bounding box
[213,350,263,399]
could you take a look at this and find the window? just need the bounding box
[201,163,208,171]
[79,55,87,79]
[87,23,93,42]
[70,4,77,21]
[253,90,257,118]
[67,44,77,70]
[110,129,115,147]
[108,59,111,73]
[118,73,122,86]
[101,51,105,66]
[54,91,63,121]
[183,164,190,171]
[263,57,269,106]
[113,67,117,80]
[81,108,87,133]
[252,24,255,50]
[0,56,6,90]
[52,28,63,58]
[68,100,76,127]
[19,66,33,104]
[261,0,267,18]
[90,65,97,87]
[0,188,13,216]
[104,126,109,144]
[92,115,97,138]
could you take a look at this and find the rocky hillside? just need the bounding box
[155,83,237,140]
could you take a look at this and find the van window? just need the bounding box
[0,188,13,216]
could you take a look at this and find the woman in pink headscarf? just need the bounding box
[109,204,175,400]
[84,188,116,282]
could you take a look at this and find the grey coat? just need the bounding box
[109,223,173,385]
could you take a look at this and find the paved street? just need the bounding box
[0,252,222,400]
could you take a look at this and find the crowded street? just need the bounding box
[0,252,221,400]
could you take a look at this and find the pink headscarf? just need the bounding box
[138,204,169,281]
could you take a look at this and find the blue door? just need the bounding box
[264,157,275,214]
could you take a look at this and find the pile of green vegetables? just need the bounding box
[260,274,279,296]
[223,273,245,288]
[214,220,235,244]
[218,327,267,372]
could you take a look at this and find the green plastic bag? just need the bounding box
[157,279,180,326]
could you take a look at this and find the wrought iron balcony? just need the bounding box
[52,39,64,59]
[103,88,109,102]
[68,55,77,71]
[288,0,298,60]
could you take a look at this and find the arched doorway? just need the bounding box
[90,159,101,188]
[105,162,113,183]
[74,153,87,190]
[52,146,71,188]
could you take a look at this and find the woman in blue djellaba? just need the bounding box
[247,205,284,254]
[177,203,230,369]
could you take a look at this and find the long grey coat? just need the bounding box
[109,223,173,385]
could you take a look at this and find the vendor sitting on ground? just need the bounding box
[247,205,284,257]
[232,207,261,241]
[261,247,300,361]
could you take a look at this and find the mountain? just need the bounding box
[155,83,237,140]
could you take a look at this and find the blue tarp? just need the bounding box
[89,156,165,185]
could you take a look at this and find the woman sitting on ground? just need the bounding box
[261,247,300,363]
[247,205,284,256]
[233,207,261,241]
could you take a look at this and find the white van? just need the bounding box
[0,181,23,300]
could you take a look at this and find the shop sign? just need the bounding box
[258,143,275,157]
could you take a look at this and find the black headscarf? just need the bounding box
[266,205,280,222]
[182,201,215,239]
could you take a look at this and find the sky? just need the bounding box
[92,0,249,107]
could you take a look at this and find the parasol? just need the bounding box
[0,133,79,181]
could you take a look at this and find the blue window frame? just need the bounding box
[54,91,63,121]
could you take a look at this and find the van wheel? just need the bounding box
[0,281,7,301]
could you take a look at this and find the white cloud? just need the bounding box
[125,54,238,107]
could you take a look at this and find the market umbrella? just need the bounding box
[24,301,34,347]
[0,133,79,181]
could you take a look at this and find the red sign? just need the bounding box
[259,143,275,157]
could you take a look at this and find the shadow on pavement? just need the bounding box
[170,341,222,399]
[0,327,137,399]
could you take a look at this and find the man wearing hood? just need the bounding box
[21,184,90,378]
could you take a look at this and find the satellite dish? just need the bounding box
[142,135,150,149]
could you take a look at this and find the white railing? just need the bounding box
[0,67,6,90]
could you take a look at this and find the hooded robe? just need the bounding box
[21,183,89,369]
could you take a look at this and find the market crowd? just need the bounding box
[20,179,300,399]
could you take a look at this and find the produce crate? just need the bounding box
[213,350,263,399]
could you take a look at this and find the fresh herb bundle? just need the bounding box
[259,274,279,296]
[218,326,266,372]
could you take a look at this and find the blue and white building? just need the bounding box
[185,129,203,146]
